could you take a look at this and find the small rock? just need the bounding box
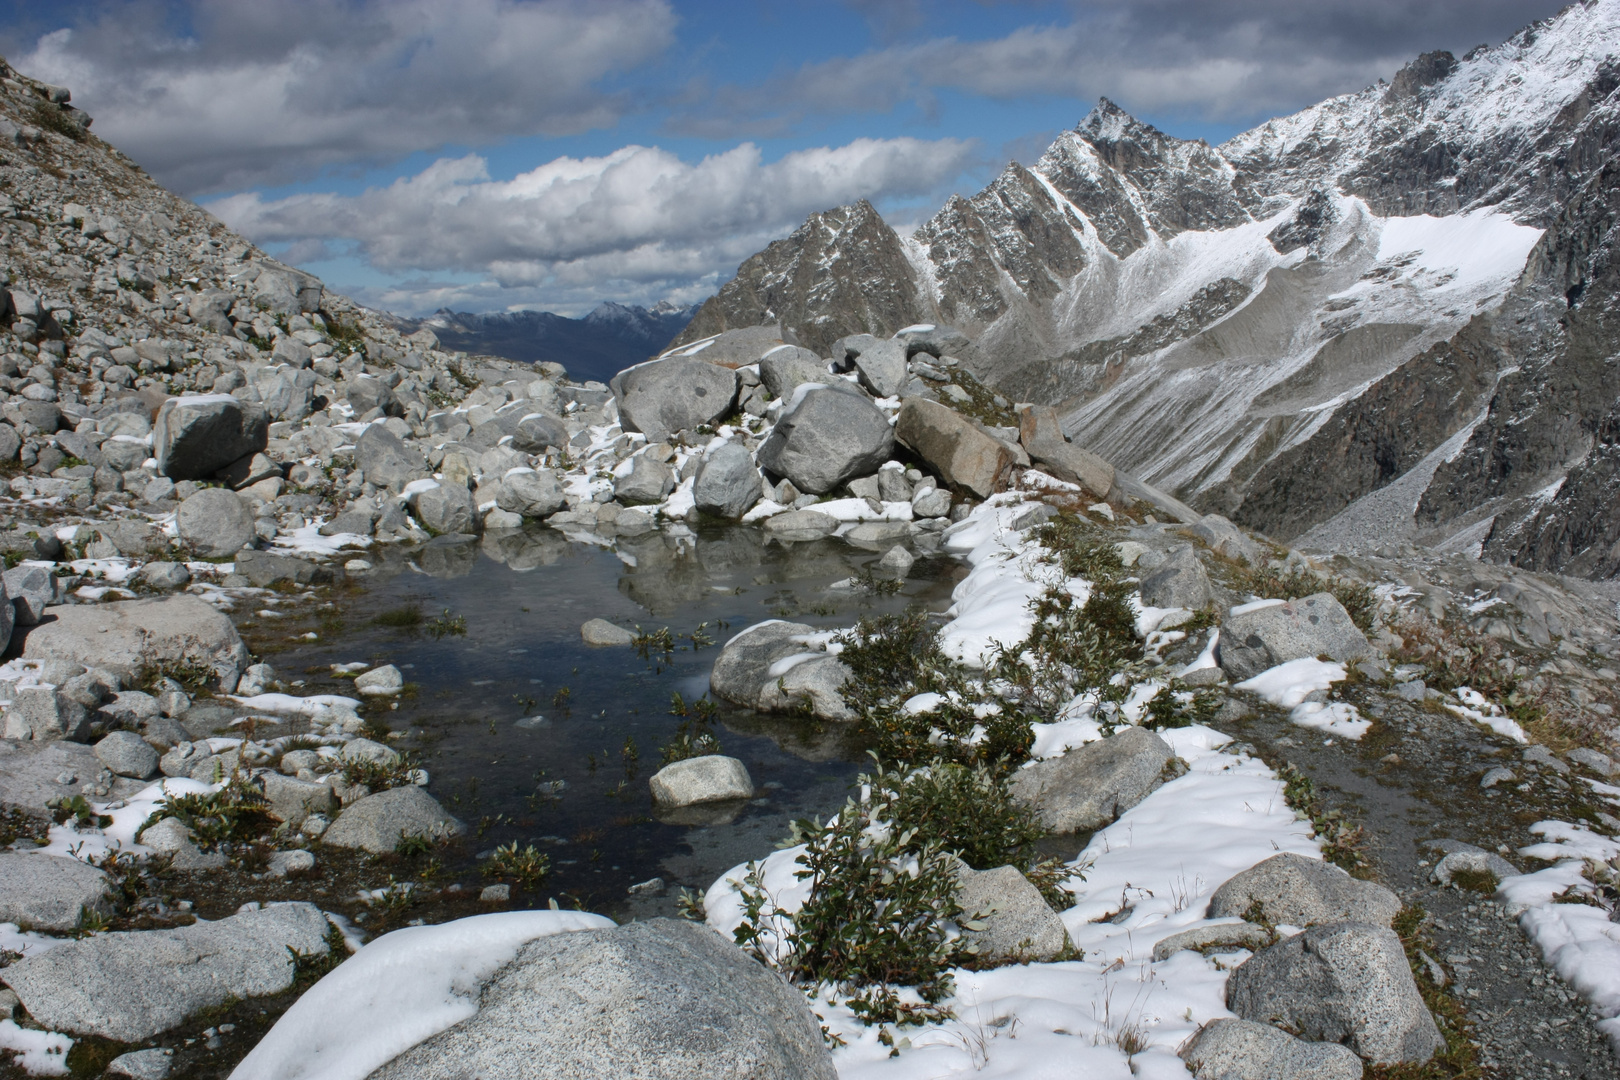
[107,1048,175,1080]
[1151,921,1272,961]
[1567,747,1616,777]
[480,884,511,902]
[1181,1018,1362,1080]
[267,849,315,878]
[1480,766,1515,789]
[94,730,160,779]
[580,618,636,646]
[648,755,754,807]
[877,545,914,573]
[1431,849,1517,888]
[955,863,1070,962]
[1394,679,1428,701]
[322,785,464,854]
[0,852,112,932]
[1139,545,1213,609]
[354,664,404,695]
[628,877,666,896]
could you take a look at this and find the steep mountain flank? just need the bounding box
[676,0,1620,577]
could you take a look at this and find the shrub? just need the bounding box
[484,841,550,886]
[733,786,967,1026]
[146,775,270,847]
[661,692,722,764]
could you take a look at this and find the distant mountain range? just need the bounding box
[390,301,699,385]
[676,0,1620,579]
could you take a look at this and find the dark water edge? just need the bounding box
[244,522,965,920]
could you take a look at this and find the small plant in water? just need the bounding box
[485,841,551,886]
[426,609,467,638]
[662,692,723,764]
[146,775,270,847]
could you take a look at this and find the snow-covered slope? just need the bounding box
[675,0,1620,576]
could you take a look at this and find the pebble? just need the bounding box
[480,884,510,902]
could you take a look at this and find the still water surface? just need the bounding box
[260,525,962,917]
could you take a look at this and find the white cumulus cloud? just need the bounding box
[210,137,978,314]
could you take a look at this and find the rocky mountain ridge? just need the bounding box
[675,0,1620,580]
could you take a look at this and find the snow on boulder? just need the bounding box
[1217,593,1372,682]
[363,919,835,1080]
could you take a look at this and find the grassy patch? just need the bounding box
[1276,762,1369,874]
[30,101,85,142]
[372,603,423,629]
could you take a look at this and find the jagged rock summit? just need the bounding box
[677,0,1620,580]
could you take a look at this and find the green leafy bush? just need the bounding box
[146,775,270,847]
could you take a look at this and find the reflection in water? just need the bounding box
[273,523,961,918]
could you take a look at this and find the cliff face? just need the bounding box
[676,0,1620,577]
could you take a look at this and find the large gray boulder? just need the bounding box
[955,863,1070,963]
[1208,852,1401,928]
[3,687,91,741]
[410,481,478,535]
[370,919,835,1080]
[1009,726,1172,833]
[345,375,401,418]
[665,326,795,368]
[1017,405,1115,498]
[323,785,465,854]
[510,412,569,453]
[94,730,159,778]
[710,621,832,712]
[1219,594,1373,681]
[152,396,268,481]
[4,563,52,625]
[757,346,829,399]
[833,334,908,398]
[0,739,143,811]
[23,594,250,686]
[1180,1018,1363,1080]
[614,455,674,506]
[756,384,893,494]
[260,772,337,826]
[355,424,424,490]
[611,358,738,444]
[496,469,565,518]
[693,441,762,519]
[0,903,331,1041]
[175,487,254,557]
[0,852,112,931]
[648,755,754,807]
[895,397,1013,499]
[756,655,856,721]
[0,573,14,657]
[1226,922,1444,1065]
[1139,546,1213,610]
[761,509,838,541]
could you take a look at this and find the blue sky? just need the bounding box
[4,0,1567,316]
